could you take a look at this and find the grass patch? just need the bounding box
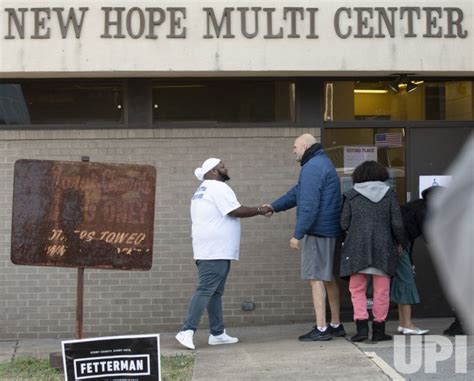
[0,354,195,381]
[161,354,195,380]
[0,357,62,381]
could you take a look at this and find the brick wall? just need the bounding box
[0,127,320,339]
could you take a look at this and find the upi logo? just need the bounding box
[394,335,467,374]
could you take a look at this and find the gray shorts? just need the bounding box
[301,235,337,281]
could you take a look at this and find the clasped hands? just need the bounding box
[259,204,274,217]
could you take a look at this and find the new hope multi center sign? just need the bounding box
[0,0,472,76]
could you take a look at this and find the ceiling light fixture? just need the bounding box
[388,75,421,93]
[388,80,400,93]
[354,89,389,94]
[406,81,418,93]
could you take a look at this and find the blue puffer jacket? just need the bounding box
[271,145,342,239]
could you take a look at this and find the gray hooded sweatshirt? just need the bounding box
[353,181,390,203]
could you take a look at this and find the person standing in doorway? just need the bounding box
[340,161,406,342]
[176,158,272,350]
[265,134,345,341]
[391,186,441,336]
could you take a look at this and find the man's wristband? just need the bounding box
[257,207,262,215]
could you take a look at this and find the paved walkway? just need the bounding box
[0,318,472,380]
[190,323,387,380]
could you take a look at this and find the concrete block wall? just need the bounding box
[0,127,320,339]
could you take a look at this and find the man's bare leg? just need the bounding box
[325,279,341,325]
[298,280,333,341]
[311,280,327,328]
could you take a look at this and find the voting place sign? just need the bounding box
[62,334,160,380]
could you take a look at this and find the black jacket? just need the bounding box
[401,199,426,243]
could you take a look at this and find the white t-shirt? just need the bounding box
[190,180,241,260]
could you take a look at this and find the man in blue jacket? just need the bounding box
[268,134,345,341]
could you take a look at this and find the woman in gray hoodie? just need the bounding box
[340,161,406,342]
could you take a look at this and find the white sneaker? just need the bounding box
[403,327,430,335]
[176,330,195,350]
[208,330,239,346]
[397,326,404,333]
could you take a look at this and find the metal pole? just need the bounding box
[76,156,89,340]
[76,267,85,339]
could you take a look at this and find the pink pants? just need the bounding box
[349,273,391,322]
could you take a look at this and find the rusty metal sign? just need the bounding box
[11,159,156,270]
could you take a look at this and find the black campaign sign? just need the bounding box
[11,159,156,270]
[62,334,160,380]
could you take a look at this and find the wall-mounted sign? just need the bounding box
[1,5,468,41]
[11,159,156,270]
[62,334,161,381]
[343,146,377,174]
[419,175,452,198]
[0,1,471,75]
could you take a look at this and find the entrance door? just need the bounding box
[324,127,407,319]
[408,127,472,317]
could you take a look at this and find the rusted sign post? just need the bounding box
[76,266,85,339]
[11,159,156,339]
[76,156,88,340]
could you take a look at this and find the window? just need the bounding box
[324,80,473,121]
[325,128,406,203]
[152,80,295,123]
[0,81,124,125]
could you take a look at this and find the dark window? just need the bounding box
[152,80,295,123]
[0,81,124,125]
[425,84,446,120]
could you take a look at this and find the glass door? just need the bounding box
[323,127,406,318]
[324,128,406,203]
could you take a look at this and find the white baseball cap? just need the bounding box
[194,158,221,181]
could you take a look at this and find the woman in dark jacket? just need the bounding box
[340,161,405,342]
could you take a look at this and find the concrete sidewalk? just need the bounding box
[189,323,386,381]
[0,318,472,380]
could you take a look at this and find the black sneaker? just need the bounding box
[327,323,347,337]
[443,318,465,336]
[298,326,332,342]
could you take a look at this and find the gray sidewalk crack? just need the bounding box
[11,340,19,362]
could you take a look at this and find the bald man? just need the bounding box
[267,134,345,341]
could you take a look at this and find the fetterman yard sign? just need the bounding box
[62,334,161,381]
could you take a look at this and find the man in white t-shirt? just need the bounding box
[176,158,272,350]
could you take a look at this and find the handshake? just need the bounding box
[258,204,274,217]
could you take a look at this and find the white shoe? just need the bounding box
[176,330,195,350]
[208,330,239,346]
[403,327,430,335]
[397,326,404,333]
